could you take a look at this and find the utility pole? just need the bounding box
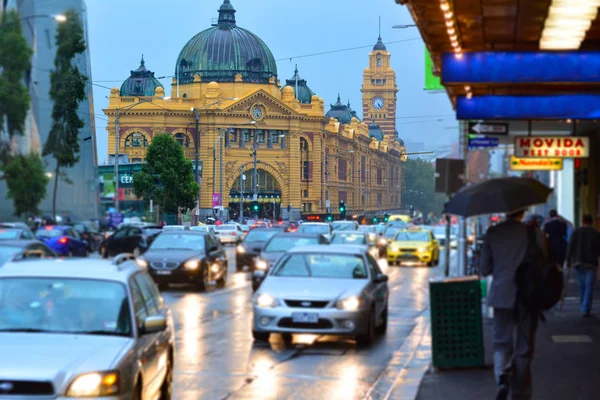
[253,139,258,218]
[114,108,120,212]
[220,129,224,214]
[193,108,200,224]
[239,165,244,223]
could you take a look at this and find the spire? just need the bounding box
[337,93,341,102]
[374,16,387,51]
[140,54,145,67]
[294,64,298,75]
[218,0,236,27]
[347,100,351,107]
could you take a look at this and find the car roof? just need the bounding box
[271,232,324,238]
[0,240,40,248]
[287,244,367,255]
[36,225,70,230]
[300,222,329,225]
[159,230,206,236]
[0,258,144,283]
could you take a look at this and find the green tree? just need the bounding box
[403,158,447,216]
[0,9,33,163]
[42,9,87,220]
[4,153,49,216]
[133,134,199,217]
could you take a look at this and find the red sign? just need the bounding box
[514,136,589,158]
[118,188,125,201]
[305,215,322,221]
[212,193,221,207]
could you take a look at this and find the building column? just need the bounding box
[557,159,575,224]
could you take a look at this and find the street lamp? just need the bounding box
[392,24,416,29]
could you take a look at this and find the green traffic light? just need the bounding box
[373,217,378,223]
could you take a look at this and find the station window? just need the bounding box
[174,133,189,148]
[257,130,265,143]
[126,132,147,147]
[377,57,381,67]
[302,161,309,180]
[303,190,308,198]
[243,129,250,142]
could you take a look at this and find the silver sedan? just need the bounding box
[252,245,389,346]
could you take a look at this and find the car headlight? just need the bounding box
[184,259,200,270]
[255,293,279,308]
[237,245,245,254]
[378,238,387,246]
[66,371,119,397]
[135,258,148,268]
[336,296,361,311]
[390,246,399,252]
[255,259,268,270]
[418,246,431,252]
[210,263,220,273]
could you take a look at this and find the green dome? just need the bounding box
[175,1,278,84]
[282,65,314,104]
[120,56,163,97]
[326,94,353,124]
[368,119,384,141]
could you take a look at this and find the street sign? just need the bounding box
[468,122,509,135]
[435,158,465,195]
[253,194,258,201]
[509,156,563,171]
[212,193,221,207]
[468,136,499,149]
[325,199,331,208]
[109,212,124,228]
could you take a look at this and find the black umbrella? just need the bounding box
[443,177,553,217]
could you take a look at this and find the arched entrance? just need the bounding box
[229,169,282,221]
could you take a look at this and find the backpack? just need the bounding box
[515,226,564,316]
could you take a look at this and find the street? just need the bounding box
[160,246,452,399]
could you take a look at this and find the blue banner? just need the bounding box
[468,137,499,149]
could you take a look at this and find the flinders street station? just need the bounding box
[104,0,407,220]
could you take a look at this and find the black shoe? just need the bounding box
[583,313,592,318]
[496,376,509,400]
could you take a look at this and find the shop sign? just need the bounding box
[514,136,589,158]
[212,193,221,207]
[509,156,563,171]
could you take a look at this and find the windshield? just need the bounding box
[264,236,319,252]
[35,228,63,239]
[273,254,368,279]
[0,230,20,240]
[0,278,131,336]
[216,226,235,231]
[72,224,86,233]
[331,222,356,231]
[0,246,21,264]
[190,226,209,232]
[433,227,446,235]
[330,233,367,245]
[358,226,375,233]
[394,231,430,242]
[150,234,205,251]
[298,224,329,234]
[245,230,278,242]
[383,228,401,239]
[162,226,185,231]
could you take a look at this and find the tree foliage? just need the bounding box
[403,158,447,216]
[0,9,33,162]
[133,134,199,214]
[4,153,49,216]
[42,9,87,219]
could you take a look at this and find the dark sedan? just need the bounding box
[69,221,104,251]
[99,224,162,257]
[0,240,56,265]
[139,231,228,292]
[236,228,280,272]
[252,232,329,292]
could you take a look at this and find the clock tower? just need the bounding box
[361,35,398,138]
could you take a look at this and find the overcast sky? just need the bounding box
[87,0,457,163]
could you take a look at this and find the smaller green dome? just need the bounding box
[396,130,405,146]
[120,56,163,97]
[326,94,353,124]
[282,65,314,104]
[368,119,384,141]
[373,35,387,51]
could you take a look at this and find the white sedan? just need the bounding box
[213,224,244,244]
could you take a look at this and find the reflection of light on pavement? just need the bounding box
[232,272,247,286]
[378,259,389,273]
[180,296,204,365]
[252,358,277,399]
[333,365,360,400]
[294,334,317,345]
[234,294,246,310]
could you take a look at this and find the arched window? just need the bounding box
[300,138,309,151]
[174,133,190,148]
[377,56,382,67]
[125,132,148,147]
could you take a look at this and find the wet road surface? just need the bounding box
[162,246,451,399]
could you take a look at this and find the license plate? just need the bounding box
[292,312,318,323]
[156,270,171,275]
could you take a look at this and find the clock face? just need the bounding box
[372,97,385,110]
[252,107,263,120]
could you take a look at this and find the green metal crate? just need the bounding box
[430,276,484,369]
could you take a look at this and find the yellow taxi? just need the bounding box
[387,228,440,267]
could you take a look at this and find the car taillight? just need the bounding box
[58,237,68,244]
[231,232,236,236]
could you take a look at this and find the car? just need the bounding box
[0,240,56,265]
[387,228,440,266]
[297,222,333,239]
[431,226,448,247]
[331,221,359,231]
[190,225,215,233]
[138,231,227,291]
[0,255,175,400]
[358,225,377,242]
[213,223,244,245]
[0,227,35,241]
[252,245,389,346]
[162,225,189,231]
[99,225,163,258]
[388,214,411,224]
[35,225,90,257]
[330,231,379,259]
[252,232,329,291]
[274,220,299,232]
[381,225,405,246]
[236,228,280,272]
[69,221,105,251]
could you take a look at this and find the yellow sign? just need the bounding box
[509,156,563,171]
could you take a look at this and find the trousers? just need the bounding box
[493,306,538,400]
[575,267,597,315]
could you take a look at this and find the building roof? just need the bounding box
[282,65,314,104]
[347,100,360,121]
[373,35,387,51]
[368,119,384,141]
[175,0,277,84]
[395,130,405,146]
[326,94,354,124]
[120,56,163,97]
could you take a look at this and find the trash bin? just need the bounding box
[430,275,484,369]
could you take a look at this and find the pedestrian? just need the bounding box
[543,209,568,267]
[481,208,546,400]
[565,214,600,318]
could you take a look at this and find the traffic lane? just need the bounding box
[164,251,452,399]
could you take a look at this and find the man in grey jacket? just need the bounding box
[481,209,545,400]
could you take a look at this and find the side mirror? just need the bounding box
[374,274,389,283]
[253,270,265,280]
[142,315,167,334]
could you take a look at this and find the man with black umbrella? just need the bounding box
[481,208,546,400]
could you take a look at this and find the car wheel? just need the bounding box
[159,353,173,400]
[376,306,388,335]
[356,308,376,347]
[132,380,142,400]
[252,330,270,341]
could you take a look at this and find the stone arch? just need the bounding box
[120,128,150,149]
[296,132,314,152]
[223,161,289,207]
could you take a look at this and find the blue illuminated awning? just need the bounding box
[456,95,600,120]
[442,52,600,84]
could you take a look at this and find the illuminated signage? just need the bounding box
[509,156,563,171]
[305,215,322,221]
[514,136,589,158]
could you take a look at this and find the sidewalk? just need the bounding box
[416,277,600,400]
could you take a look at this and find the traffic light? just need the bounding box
[252,201,259,212]
[384,213,389,222]
[373,216,378,223]
[339,201,347,220]
[326,213,333,222]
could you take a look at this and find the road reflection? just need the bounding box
[178,295,205,366]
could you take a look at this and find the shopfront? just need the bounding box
[98,163,145,217]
